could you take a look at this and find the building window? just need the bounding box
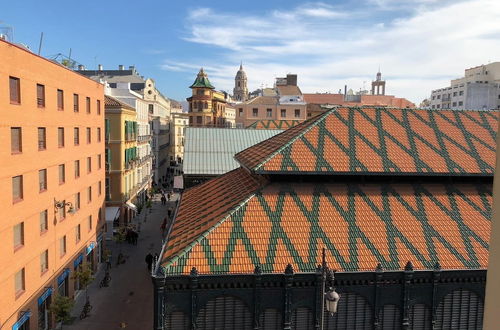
[97,127,101,142]
[58,127,65,147]
[266,108,272,118]
[459,101,463,106]
[87,157,92,173]
[252,108,258,117]
[75,224,81,243]
[98,181,102,196]
[40,250,49,274]
[204,101,208,109]
[88,215,93,231]
[11,127,22,153]
[75,160,80,178]
[57,89,64,110]
[74,127,80,145]
[196,116,202,124]
[453,92,457,97]
[59,164,65,184]
[86,127,91,144]
[437,95,441,99]
[73,94,79,112]
[10,76,21,104]
[432,96,435,100]
[197,89,204,95]
[40,210,48,233]
[39,169,47,192]
[88,186,92,203]
[431,105,435,109]
[452,102,457,107]
[38,127,46,150]
[86,97,91,113]
[15,268,25,297]
[148,104,154,114]
[281,109,286,117]
[74,192,80,211]
[97,99,101,115]
[198,102,203,112]
[35,84,46,108]
[98,154,102,169]
[59,236,66,257]
[13,222,24,249]
[294,109,300,118]
[459,91,463,96]
[239,108,243,117]
[12,175,23,202]
[437,104,441,109]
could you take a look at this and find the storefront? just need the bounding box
[86,242,96,271]
[73,254,83,291]
[11,310,31,330]
[96,232,104,264]
[57,269,70,297]
[37,287,52,330]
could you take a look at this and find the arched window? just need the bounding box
[196,296,252,330]
[164,310,189,330]
[435,289,483,330]
[259,308,281,330]
[324,292,372,330]
[379,304,401,330]
[291,307,313,330]
[409,304,431,330]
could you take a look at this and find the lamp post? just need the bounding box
[321,248,340,330]
[54,198,75,219]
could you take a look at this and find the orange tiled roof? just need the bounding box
[104,95,135,110]
[163,167,263,261]
[235,107,498,176]
[246,120,301,130]
[161,182,491,275]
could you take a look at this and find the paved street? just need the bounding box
[65,193,178,330]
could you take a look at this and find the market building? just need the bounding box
[0,39,105,330]
[154,106,497,329]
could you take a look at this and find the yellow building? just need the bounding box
[187,68,228,127]
[104,96,139,233]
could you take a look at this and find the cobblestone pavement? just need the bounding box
[64,193,178,330]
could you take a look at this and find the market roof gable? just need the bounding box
[235,106,498,176]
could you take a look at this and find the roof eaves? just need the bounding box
[251,106,339,172]
[162,192,257,273]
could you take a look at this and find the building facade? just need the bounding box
[233,63,248,102]
[187,69,231,127]
[430,62,500,110]
[170,112,189,165]
[0,39,105,330]
[104,95,144,231]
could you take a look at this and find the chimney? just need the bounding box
[78,64,85,71]
[118,65,124,70]
[344,85,347,101]
[129,65,135,72]
[98,64,103,71]
[286,74,298,86]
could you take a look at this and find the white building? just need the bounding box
[430,62,500,110]
[170,111,189,164]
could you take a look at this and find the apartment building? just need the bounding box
[170,112,189,165]
[0,39,105,330]
[430,62,500,110]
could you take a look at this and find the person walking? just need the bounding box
[145,253,153,272]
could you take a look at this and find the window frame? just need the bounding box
[13,222,25,250]
[58,127,65,148]
[14,268,25,298]
[58,164,65,185]
[36,83,45,108]
[39,169,47,192]
[12,175,23,203]
[9,76,21,104]
[73,93,79,112]
[86,97,91,114]
[38,127,47,151]
[57,89,64,110]
[40,210,48,234]
[11,127,22,154]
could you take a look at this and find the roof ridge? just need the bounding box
[162,192,257,272]
[252,107,339,171]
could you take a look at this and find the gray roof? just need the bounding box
[183,128,283,175]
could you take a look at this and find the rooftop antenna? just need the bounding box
[37,32,44,55]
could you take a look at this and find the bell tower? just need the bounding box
[233,63,248,101]
[371,69,386,95]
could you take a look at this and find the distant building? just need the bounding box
[170,111,189,165]
[187,68,233,127]
[429,62,500,110]
[233,63,249,102]
[371,70,386,95]
[235,74,307,127]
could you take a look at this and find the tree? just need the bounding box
[72,264,94,299]
[49,294,74,329]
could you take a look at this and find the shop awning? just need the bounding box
[12,310,31,330]
[125,201,137,211]
[38,287,53,306]
[86,242,96,255]
[105,207,120,222]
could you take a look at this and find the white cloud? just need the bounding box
[163,0,500,104]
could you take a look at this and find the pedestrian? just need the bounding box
[167,208,172,219]
[160,217,167,236]
[106,252,112,270]
[145,253,153,271]
[161,194,166,205]
[132,231,138,245]
[167,193,171,201]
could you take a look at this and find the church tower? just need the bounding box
[371,69,386,95]
[233,63,248,101]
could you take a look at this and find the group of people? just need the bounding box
[160,191,171,205]
[125,227,139,245]
[145,252,159,271]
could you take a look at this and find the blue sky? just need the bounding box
[3,0,500,104]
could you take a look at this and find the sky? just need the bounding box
[3,0,500,105]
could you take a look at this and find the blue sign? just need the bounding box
[57,269,70,285]
[86,242,96,255]
[73,254,83,267]
[37,287,53,306]
[12,310,31,330]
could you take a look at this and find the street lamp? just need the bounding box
[321,248,340,329]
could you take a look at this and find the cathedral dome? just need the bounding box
[235,64,247,78]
